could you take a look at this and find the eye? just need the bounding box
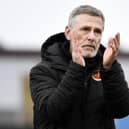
[94,28,102,35]
[80,27,90,32]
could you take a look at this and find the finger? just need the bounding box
[108,38,117,55]
[114,33,120,48]
[113,33,120,53]
[71,36,81,55]
[113,38,118,52]
[108,38,113,47]
[112,38,120,57]
[115,32,120,45]
[113,36,119,49]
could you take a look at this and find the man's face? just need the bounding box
[65,14,104,58]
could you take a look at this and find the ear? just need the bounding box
[64,26,71,40]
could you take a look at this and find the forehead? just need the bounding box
[74,14,104,30]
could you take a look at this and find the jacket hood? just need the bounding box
[41,32,71,67]
[41,32,106,69]
[41,32,67,59]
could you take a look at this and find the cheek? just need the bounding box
[71,30,84,41]
[96,37,101,44]
[98,35,102,41]
[95,41,101,50]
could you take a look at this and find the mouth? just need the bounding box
[81,44,95,50]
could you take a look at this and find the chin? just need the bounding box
[83,51,98,58]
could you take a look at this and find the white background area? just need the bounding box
[0,0,129,53]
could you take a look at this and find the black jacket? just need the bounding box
[30,32,129,129]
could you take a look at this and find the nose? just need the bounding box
[87,31,95,41]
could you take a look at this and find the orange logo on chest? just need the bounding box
[92,70,101,81]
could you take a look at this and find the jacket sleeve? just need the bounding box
[30,61,85,122]
[101,60,129,118]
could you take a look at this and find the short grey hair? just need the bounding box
[68,5,105,27]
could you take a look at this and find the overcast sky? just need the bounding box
[0,0,129,53]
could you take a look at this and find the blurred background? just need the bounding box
[0,0,129,129]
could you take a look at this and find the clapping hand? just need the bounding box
[103,33,120,69]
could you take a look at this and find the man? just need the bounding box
[30,5,129,129]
